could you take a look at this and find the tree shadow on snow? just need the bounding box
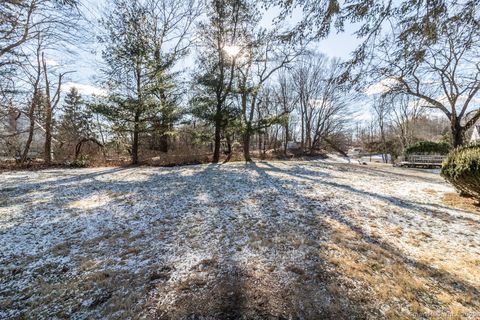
[1,162,479,319]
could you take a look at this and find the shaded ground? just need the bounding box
[0,161,479,319]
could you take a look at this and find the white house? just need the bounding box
[471,125,480,144]
[0,109,51,159]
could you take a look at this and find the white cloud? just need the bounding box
[44,59,59,67]
[62,82,107,97]
[365,78,399,96]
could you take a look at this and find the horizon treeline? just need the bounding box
[0,0,478,166]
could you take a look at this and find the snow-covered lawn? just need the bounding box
[1,162,479,319]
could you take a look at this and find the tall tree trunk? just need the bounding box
[243,132,252,162]
[44,103,52,164]
[42,52,64,165]
[132,62,142,165]
[223,134,233,163]
[258,132,262,154]
[212,114,221,163]
[21,100,37,164]
[226,135,232,155]
[21,113,35,164]
[132,111,140,165]
[284,122,289,155]
[42,52,53,165]
[380,129,388,163]
[262,132,267,156]
[452,121,464,147]
[306,118,312,151]
[21,44,42,165]
[272,127,279,151]
[300,107,305,150]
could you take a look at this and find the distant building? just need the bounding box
[470,125,480,144]
[0,109,53,159]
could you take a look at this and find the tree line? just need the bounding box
[0,0,478,166]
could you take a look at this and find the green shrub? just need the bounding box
[441,144,480,200]
[71,155,90,168]
[405,141,451,155]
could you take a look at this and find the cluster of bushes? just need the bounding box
[70,155,91,168]
[405,141,451,155]
[441,144,480,200]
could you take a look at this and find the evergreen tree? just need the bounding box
[191,0,253,163]
[58,86,91,142]
[94,0,199,164]
[33,90,47,127]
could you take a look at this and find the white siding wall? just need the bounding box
[471,126,480,144]
[0,112,46,158]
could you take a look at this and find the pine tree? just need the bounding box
[94,0,199,164]
[58,87,91,144]
[191,0,254,163]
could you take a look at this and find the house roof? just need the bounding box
[471,125,480,143]
[1,110,59,143]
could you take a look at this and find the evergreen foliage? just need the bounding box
[404,141,451,155]
[93,0,196,164]
[191,0,255,162]
[58,87,91,142]
[441,144,480,200]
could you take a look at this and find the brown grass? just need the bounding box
[319,218,479,319]
[423,188,439,195]
[284,264,305,275]
[442,192,480,213]
[3,163,479,319]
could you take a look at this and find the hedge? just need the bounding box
[405,141,451,155]
[441,144,480,200]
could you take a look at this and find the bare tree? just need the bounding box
[19,37,43,164]
[291,54,325,151]
[41,52,68,164]
[371,19,480,147]
[309,58,350,152]
[273,71,297,154]
[1,0,82,164]
[389,94,424,150]
[372,97,392,163]
[291,53,350,154]
[0,0,79,94]
[0,0,78,53]
[236,29,299,161]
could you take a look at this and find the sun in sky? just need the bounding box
[223,45,241,57]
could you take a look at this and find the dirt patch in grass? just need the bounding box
[442,192,480,213]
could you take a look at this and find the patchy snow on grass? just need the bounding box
[67,193,114,210]
[0,162,479,319]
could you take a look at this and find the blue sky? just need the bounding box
[60,1,363,96]
[39,1,478,133]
